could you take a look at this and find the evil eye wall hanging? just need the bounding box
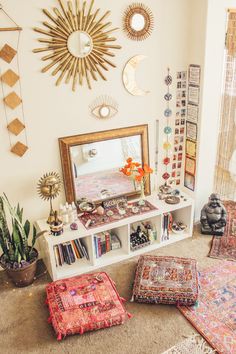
[163,68,173,183]
[90,95,119,119]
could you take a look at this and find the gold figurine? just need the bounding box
[37,172,62,224]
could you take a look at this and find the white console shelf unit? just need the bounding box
[35,193,194,281]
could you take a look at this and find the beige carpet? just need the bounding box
[0,227,219,354]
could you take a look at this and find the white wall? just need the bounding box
[194,0,236,220]
[0,0,193,224]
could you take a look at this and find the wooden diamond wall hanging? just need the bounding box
[11,142,28,157]
[1,69,19,87]
[0,43,17,63]
[0,5,28,157]
[7,118,25,136]
[4,92,22,109]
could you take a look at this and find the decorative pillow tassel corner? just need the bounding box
[79,327,84,335]
[47,315,52,324]
[57,332,62,341]
[45,298,49,306]
[127,312,133,319]
[120,297,127,302]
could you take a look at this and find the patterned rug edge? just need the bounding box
[162,334,216,354]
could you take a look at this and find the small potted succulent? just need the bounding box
[0,194,38,287]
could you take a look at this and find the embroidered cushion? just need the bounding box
[46,272,131,340]
[131,255,198,305]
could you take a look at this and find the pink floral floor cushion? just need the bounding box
[131,255,199,305]
[46,272,132,340]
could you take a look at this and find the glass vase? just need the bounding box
[138,180,146,206]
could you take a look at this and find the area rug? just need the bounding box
[178,261,236,354]
[209,200,236,261]
[162,334,215,353]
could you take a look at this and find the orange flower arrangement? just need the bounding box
[120,157,153,192]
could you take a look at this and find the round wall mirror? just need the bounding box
[123,3,154,41]
[131,13,145,31]
[67,31,93,58]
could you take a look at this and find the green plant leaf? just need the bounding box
[24,220,30,239]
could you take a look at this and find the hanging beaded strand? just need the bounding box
[162,68,173,182]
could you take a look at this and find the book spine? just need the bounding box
[101,233,106,255]
[97,236,101,257]
[71,240,80,259]
[77,239,85,258]
[53,246,58,267]
[80,239,89,260]
[68,243,76,263]
[63,243,71,265]
[94,237,98,258]
[105,232,111,252]
[69,241,77,261]
[58,244,64,265]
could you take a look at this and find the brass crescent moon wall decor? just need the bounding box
[123,55,150,96]
[33,0,121,91]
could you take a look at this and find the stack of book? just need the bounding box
[94,231,121,258]
[53,238,89,267]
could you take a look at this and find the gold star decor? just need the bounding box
[33,0,121,90]
[7,118,25,136]
[4,92,22,109]
[1,69,20,87]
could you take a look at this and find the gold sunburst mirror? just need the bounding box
[33,0,121,90]
[123,3,154,41]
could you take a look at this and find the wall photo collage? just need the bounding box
[184,64,201,191]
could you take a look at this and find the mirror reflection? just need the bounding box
[67,30,93,58]
[70,135,142,202]
[131,13,145,31]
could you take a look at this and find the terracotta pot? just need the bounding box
[1,249,38,288]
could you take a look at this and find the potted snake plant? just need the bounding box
[0,194,38,287]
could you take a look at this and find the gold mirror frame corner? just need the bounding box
[33,0,121,91]
[59,124,150,204]
[123,3,154,41]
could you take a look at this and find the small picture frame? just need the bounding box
[185,157,196,175]
[188,85,200,105]
[186,121,198,141]
[184,173,195,191]
[187,104,199,123]
[186,139,197,158]
[189,64,201,86]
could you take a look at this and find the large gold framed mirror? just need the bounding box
[123,3,154,41]
[33,0,121,90]
[59,125,150,204]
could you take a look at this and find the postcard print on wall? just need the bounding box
[185,157,196,175]
[186,121,198,141]
[188,85,200,105]
[187,104,198,123]
[184,173,195,191]
[186,139,197,158]
[189,64,201,86]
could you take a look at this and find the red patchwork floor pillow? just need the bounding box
[131,255,199,305]
[46,272,132,340]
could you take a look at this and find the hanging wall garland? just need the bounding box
[162,68,173,183]
[0,5,28,157]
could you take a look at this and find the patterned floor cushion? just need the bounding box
[46,272,132,340]
[131,255,199,305]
